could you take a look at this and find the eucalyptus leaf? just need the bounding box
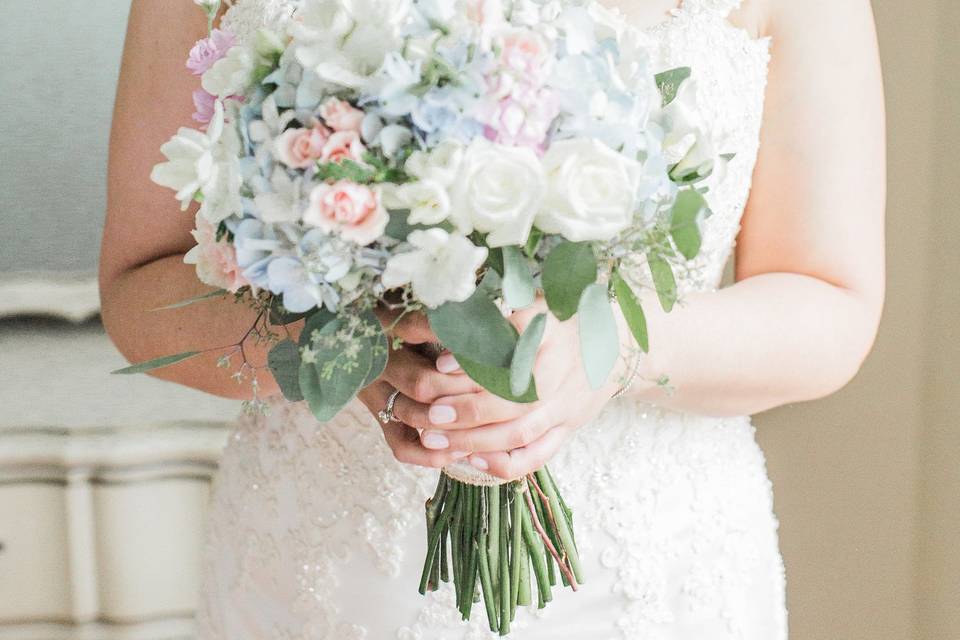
[501,246,536,309]
[428,289,518,368]
[612,271,649,353]
[267,339,304,402]
[577,283,620,390]
[300,319,374,422]
[457,355,538,403]
[384,209,419,241]
[509,313,547,396]
[542,241,598,321]
[647,254,678,312]
[150,289,227,311]
[655,67,691,106]
[298,308,338,349]
[670,189,708,260]
[112,351,203,375]
[361,310,389,388]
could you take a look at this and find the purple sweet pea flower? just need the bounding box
[186,29,236,76]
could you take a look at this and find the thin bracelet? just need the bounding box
[612,349,643,399]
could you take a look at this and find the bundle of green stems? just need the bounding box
[418,467,583,636]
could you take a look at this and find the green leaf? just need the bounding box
[428,289,518,368]
[314,158,376,184]
[384,209,419,241]
[457,355,538,403]
[111,351,203,375]
[501,246,536,310]
[485,246,505,277]
[577,283,620,390]
[150,289,227,311]
[670,189,708,260]
[509,313,546,396]
[299,319,373,422]
[655,66,691,106]
[647,254,678,312]
[298,308,338,349]
[361,310,389,388]
[542,241,598,321]
[267,339,304,402]
[612,271,649,353]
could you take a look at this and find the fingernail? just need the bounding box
[421,431,450,450]
[436,353,460,373]
[429,404,457,424]
[470,456,489,471]
[451,451,469,459]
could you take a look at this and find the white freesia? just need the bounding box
[536,138,641,242]
[151,101,242,223]
[656,79,724,181]
[381,229,488,308]
[290,0,410,89]
[405,140,464,186]
[201,44,255,98]
[449,138,546,247]
[382,180,452,225]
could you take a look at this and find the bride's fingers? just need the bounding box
[467,424,572,481]
[381,346,482,403]
[359,382,468,468]
[424,405,555,454]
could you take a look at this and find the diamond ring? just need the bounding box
[378,389,403,425]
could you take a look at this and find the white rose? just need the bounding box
[381,229,488,308]
[291,0,410,89]
[536,138,641,242]
[201,44,255,98]
[449,138,546,247]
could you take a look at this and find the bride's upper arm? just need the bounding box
[100,1,225,287]
[735,0,886,313]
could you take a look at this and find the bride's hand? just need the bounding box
[417,298,628,480]
[357,311,541,469]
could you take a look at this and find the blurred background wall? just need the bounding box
[0,0,956,638]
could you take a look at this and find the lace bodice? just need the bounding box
[199,3,785,639]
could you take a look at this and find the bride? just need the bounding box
[100,0,885,637]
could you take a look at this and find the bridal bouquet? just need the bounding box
[129,0,729,633]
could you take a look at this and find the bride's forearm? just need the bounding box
[620,272,882,417]
[100,255,295,400]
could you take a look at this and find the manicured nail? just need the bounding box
[451,451,469,460]
[421,431,449,450]
[429,404,457,424]
[436,353,460,373]
[470,455,489,471]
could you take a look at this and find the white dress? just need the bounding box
[197,1,787,638]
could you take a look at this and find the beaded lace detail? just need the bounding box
[198,1,786,639]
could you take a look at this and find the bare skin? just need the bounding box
[101,0,885,480]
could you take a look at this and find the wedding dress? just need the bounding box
[196,0,787,638]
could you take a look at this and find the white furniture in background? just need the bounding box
[0,321,237,640]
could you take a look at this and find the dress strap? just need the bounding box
[680,0,742,17]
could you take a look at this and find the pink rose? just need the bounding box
[186,29,236,76]
[274,125,331,169]
[303,181,388,246]
[319,98,365,133]
[184,217,249,293]
[321,130,366,164]
[499,29,552,78]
